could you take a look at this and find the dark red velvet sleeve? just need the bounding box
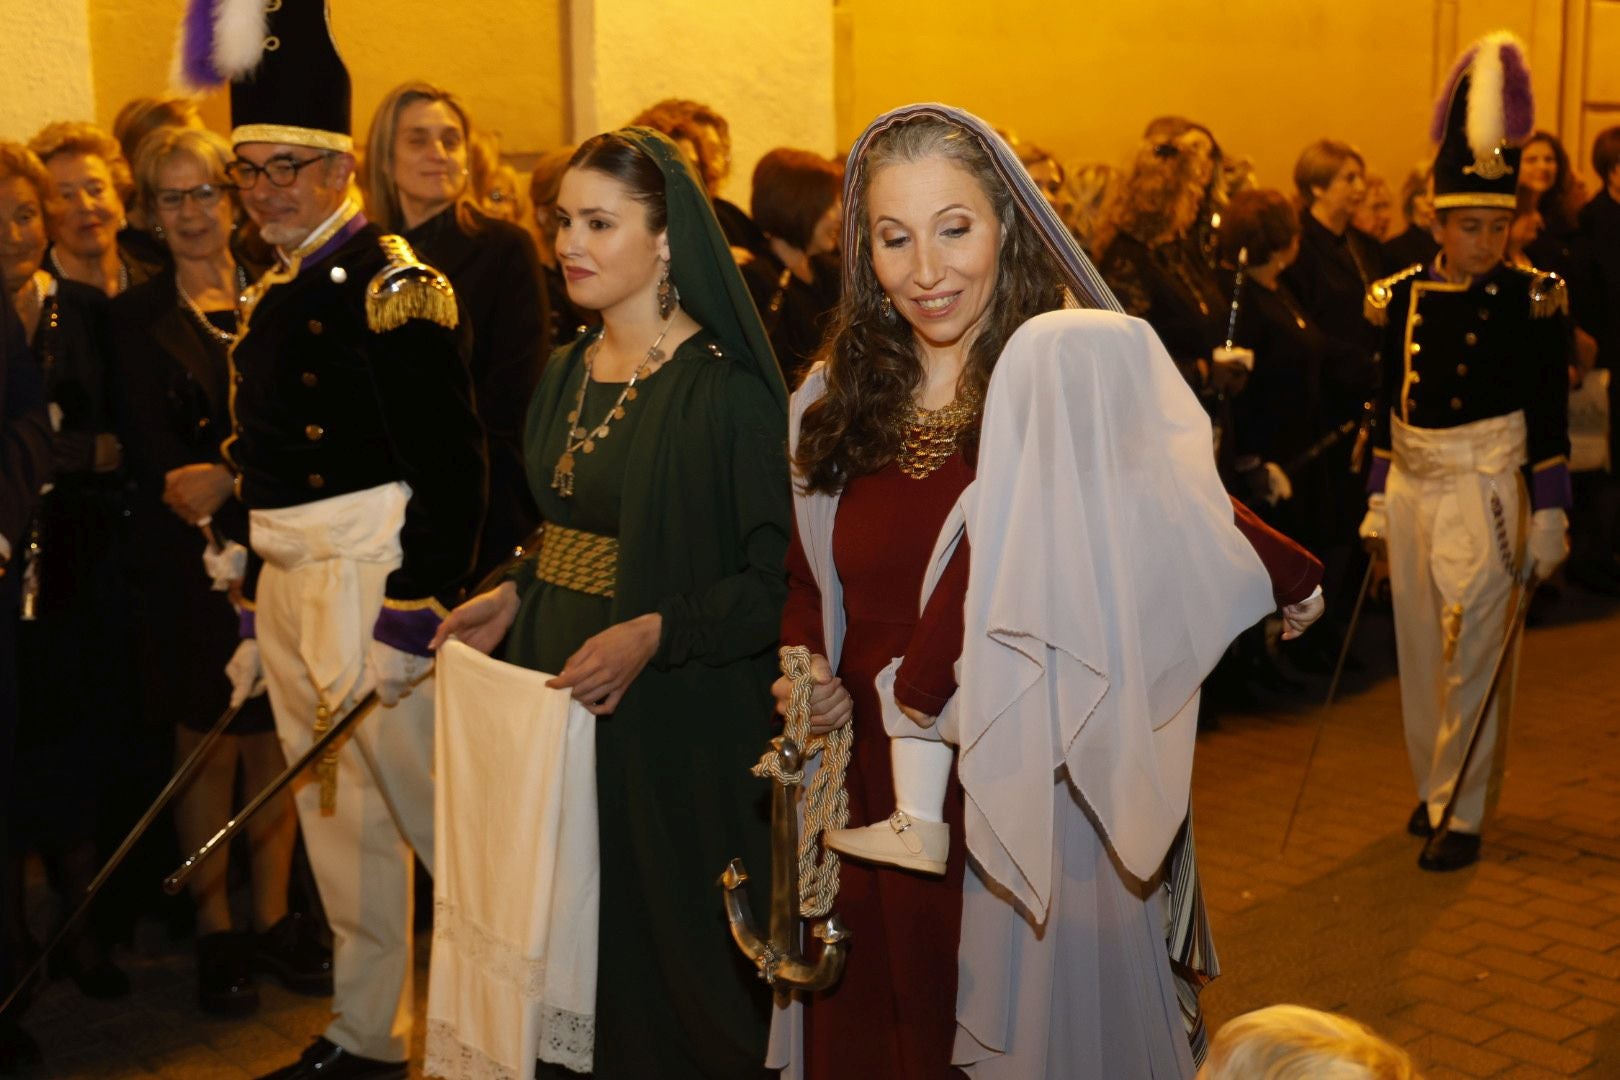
[1230,495,1324,607]
[893,535,970,715]
[780,521,827,658]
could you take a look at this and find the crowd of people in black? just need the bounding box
[0,61,1618,1078]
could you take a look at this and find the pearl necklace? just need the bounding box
[176,265,249,347]
[49,246,129,296]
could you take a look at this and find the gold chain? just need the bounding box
[896,387,980,479]
[551,319,674,497]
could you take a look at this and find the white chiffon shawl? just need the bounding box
[958,309,1274,916]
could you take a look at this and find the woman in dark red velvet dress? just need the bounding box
[770,105,1325,1080]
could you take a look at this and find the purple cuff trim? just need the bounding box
[239,609,256,640]
[1532,463,1573,511]
[374,605,441,657]
[1366,455,1390,495]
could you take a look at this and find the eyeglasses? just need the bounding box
[226,155,326,190]
[153,184,229,211]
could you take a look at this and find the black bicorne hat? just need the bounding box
[174,0,353,153]
[1430,31,1534,212]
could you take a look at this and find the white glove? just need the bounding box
[225,639,266,708]
[369,640,432,707]
[1281,585,1326,640]
[1210,345,1256,372]
[203,540,248,592]
[1358,493,1388,556]
[1528,508,1569,581]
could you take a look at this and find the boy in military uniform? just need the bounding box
[1359,31,1571,872]
[175,2,486,1075]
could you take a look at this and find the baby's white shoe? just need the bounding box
[824,810,948,875]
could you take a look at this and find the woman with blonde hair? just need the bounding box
[27,121,155,296]
[1095,127,1239,436]
[364,80,549,579]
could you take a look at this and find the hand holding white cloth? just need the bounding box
[1529,508,1569,581]
[426,641,597,1079]
[370,640,432,706]
[1359,493,1388,556]
[203,539,248,592]
[1281,585,1325,640]
[225,639,266,708]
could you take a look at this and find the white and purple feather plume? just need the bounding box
[1430,30,1535,156]
[171,0,270,91]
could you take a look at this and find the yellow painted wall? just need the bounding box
[80,0,567,155]
[570,0,836,206]
[0,0,96,141]
[836,0,1570,196]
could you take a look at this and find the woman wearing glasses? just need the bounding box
[110,126,331,1017]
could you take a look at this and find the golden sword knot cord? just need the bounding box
[753,645,851,918]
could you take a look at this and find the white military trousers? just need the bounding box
[1386,413,1529,835]
[251,481,435,1062]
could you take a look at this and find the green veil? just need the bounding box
[617,126,788,412]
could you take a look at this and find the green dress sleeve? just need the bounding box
[649,364,790,669]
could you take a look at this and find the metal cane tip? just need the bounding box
[719,859,749,889]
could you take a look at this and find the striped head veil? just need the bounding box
[616,127,787,411]
[840,103,1123,315]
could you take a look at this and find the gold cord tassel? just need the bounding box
[366,235,460,333]
[313,703,339,815]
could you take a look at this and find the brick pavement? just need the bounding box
[1197,585,1620,1079]
[5,585,1619,1078]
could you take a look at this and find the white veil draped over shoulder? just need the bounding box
[957,309,1274,918]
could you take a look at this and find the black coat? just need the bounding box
[228,220,486,609]
[1098,233,1227,372]
[740,248,838,388]
[1282,214,1382,424]
[111,273,272,733]
[1381,225,1439,277]
[1369,261,1572,506]
[404,205,548,577]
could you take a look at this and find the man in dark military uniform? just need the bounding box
[1359,30,1571,872]
[182,3,485,1076]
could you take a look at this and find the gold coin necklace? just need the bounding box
[552,317,675,497]
[896,385,981,480]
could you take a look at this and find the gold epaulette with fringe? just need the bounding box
[1528,269,1569,320]
[1364,264,1423,327]
[366,235,458,333]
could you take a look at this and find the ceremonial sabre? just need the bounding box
[0,702,242,1018]
[162,531,543,896]
[720,646,850,993]
[1279,557,1376,852]
[1423,574,1539,859]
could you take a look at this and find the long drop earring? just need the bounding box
[657,262,679,319]
[880,293,896,323]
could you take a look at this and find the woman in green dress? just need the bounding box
[433,129,788,1078]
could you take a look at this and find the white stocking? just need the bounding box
[891,737,955,823]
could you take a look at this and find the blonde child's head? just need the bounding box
[1199,1005,1420,1080]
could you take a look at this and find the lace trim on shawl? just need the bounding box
[429,898,595,1075]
